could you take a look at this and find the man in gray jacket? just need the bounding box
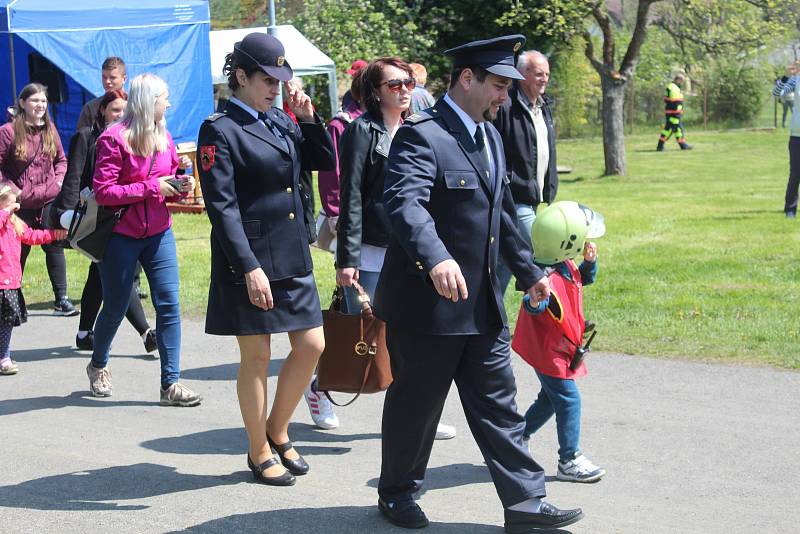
[493,50,558,293]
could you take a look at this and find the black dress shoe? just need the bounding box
[378,498,429,529]
[246,454,296,486]
[504,502,584,533]
[267,434,309,475]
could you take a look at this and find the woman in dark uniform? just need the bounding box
[197,33,334,486]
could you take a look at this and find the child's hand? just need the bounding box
[583,241,597,262]
[52,229,68,240]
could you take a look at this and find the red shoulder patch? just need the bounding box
[200,146,216,171]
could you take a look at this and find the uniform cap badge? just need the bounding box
[276,56,285,66]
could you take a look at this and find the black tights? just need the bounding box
[78,262,150,334]
[18,208,68,300]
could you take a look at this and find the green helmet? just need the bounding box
[531,201,606,265]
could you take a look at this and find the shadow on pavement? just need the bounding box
[0,391,157,416]
[11,345,157,363]
[168,506,503,533]
[140,425,375,456]
[0,463,240,511]
[180,357,286,381]
[366,463,493,494]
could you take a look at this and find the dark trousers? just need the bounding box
[786,136,800,215]
[378,327,546,508]
[78,262,150,335]
[18,209,67,300]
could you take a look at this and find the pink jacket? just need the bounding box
[0,210,60,289]
[92,122,180,239]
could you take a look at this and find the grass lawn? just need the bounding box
[21,128,798,368]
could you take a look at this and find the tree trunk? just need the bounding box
[600,75,627,175]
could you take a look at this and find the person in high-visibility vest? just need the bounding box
[656,73,692,151]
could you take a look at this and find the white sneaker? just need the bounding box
[556,454,606,483]
[304,377,339,430]
[435,423,456,440]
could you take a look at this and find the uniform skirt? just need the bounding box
[205,270,323,336]
[0,288,27,327]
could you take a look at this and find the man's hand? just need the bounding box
[336,267,358,287]
[526,275,550,308]
[245,267,273,310]
[429,259,468,302]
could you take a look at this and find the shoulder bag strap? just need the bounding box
[113,149,158,221]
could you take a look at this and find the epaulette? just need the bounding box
[204,112,226,122]
[405,109,436,125]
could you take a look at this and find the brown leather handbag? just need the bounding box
[316,281,392,406]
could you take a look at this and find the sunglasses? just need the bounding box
[379,78,416,91]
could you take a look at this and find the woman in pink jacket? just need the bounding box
[86,73,201,406]
[0,182,67,374]
[0,83,76,316]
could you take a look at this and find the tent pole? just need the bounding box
[267,0,283,109]
[9,34,17,98]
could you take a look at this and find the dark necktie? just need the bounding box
[474,124,485,152]
[258,111,288,152]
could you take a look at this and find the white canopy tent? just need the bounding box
[209,25,338,117]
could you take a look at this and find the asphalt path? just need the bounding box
[2,311,798,533]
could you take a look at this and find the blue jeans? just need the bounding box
[523,371,581,462]
[91,229,182,387]
[497,204,537,295]
[342,269,381,315]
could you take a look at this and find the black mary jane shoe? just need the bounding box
[267,434,310,476]
[246,454,296,486]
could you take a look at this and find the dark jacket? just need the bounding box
[197,101,334,334]
[374,98,543,335]
[336,111,393,268]
[51,125,100,222]
[492,85,557,207]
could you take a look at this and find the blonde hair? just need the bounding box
[0,184,27,237]
[121,74,169,157]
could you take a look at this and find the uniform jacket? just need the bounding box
[93,122,181,239]
[512,259,596,379]
[336,111,393,268]
[374,98,544,335]
[0,210,59,289]
[0,123,67,210]
[492,85,557,207]
[197,101,334,286]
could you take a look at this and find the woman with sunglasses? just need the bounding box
[335,58,457,441]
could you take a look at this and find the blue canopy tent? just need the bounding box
[0,0,213,145]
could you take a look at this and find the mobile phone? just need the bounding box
[166,177,185,190]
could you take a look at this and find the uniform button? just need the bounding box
[288,212,295,220]
[418,265,424,270]
[415,260,421,266]
[490,236,495,243]
[459,179,466,186]
[286,187,292,193]
[487,267,491,274]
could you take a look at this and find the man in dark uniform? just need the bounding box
[374,35,584,532]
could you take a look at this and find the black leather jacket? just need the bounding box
[336,112,393,268]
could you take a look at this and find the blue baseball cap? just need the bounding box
[234,32,294,82]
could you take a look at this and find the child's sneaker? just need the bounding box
[1,359,19,375]
[557,454,606,483]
